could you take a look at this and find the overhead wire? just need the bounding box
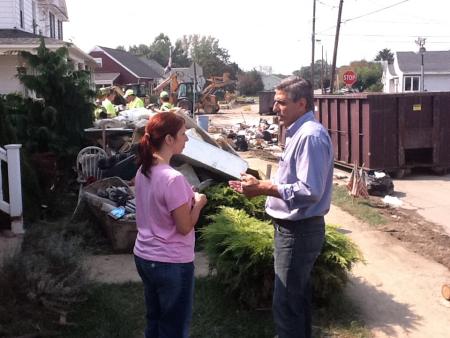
[316,0,412,34]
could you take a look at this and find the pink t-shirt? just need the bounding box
[133,163,195,263]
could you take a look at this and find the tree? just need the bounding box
[147,33,172,67]
[375,48,394,64]
[179,35,236,79]
[237,69,264,96]
[293,60,331,90]
[18,38,95,157]
[128,44,150,56]
[172,39,190,68]
[339,60,383,92]
[116,45,126,51]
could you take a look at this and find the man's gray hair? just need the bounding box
[276,76,314,111]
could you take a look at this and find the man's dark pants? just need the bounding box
[272,216,325,338]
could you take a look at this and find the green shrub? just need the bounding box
[201,207,363,308]
[199,183,268,227]
[0,221,88,333]
[200,207,274,308]
[312,224,364,305]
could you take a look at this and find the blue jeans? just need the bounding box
[134,255,195,338]
[272,217,325,338]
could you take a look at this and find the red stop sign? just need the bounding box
[343,70,357,86]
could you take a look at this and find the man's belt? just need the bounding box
[272,216,324,229]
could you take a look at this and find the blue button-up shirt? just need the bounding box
[266,111,333,220]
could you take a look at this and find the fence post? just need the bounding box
[5,144,24,234]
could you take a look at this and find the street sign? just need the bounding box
[343,70,357,87]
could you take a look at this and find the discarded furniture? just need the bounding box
[83,177,137,252]
[76,146,108,185]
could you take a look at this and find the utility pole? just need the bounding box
[321,43,324,93]
[330,0,344,94]
[415,37,426,92]
[311,0,317,87]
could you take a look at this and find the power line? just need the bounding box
[317,0,412,34]
[317,33,450,38]
[342,0,411,24]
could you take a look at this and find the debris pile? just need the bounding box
[211,117,281,153]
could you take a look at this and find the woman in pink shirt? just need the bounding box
[134,112,207,338]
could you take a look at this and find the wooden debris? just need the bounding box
[347,162,369,198]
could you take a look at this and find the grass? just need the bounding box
[332,185,387,226]
[56,277,369,338]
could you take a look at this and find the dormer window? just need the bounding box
[19,0,24,28]
[32,1,37,34]
[49,12,56,38]
[57,20,63,40]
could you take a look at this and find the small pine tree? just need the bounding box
[18,38,95,161]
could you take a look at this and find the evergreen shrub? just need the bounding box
[201,207,363,308]
[0,221,88,330]
[199,183,269,227]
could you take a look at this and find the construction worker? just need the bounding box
[124,89,144,109]
[159,91,174,111]
[94,98,108,120]
[102,88,118,117]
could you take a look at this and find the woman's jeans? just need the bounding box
[272,217,325,338]
[134,255,195,338]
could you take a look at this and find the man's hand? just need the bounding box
[229,173,266,198]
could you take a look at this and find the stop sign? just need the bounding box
[343,70,357,86]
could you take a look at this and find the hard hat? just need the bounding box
[124,89,135,98]
[160,90,169,99]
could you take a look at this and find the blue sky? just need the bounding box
[64,0,450,74]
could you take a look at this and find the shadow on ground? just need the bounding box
[346,275,422,337]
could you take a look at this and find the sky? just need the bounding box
[64,0,450,75]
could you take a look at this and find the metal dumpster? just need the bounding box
[258,91,275,115]
[314,92,450,176]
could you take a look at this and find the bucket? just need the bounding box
[196,115,209,131]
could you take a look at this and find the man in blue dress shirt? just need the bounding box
[229,76,333,338]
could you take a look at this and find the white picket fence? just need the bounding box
[0,144,24,234]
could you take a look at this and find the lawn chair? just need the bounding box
[72,146,107,219]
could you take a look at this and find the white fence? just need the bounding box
[0,144,24,234]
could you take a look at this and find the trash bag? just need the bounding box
[236,135,248,151]
[366,171,394,197]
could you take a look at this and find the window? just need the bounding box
[19,0,24,28]
[94,58,103,68]
[49,12,56,38]
[57,20,63,40]
[32,1,37,34]
[404,76,420,92]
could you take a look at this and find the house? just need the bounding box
[89,46,162,94]
[382,50,450,93]
[260,73,282,91]
[167,63,205,90]
[0,0,96,95]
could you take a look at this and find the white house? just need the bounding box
[0,0,96,95]
[382,50,450,93]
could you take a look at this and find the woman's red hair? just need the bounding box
[138,112,185,177]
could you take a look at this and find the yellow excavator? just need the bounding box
[154,72,235,114]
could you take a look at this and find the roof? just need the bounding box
[139,57,165,78]
[95,46,161,79]
[93,72,120,85]
[387,63,397,76]
[397,51,450,74]
[0,29,63,46]
[0,29,96,67]
[261,74,283,90]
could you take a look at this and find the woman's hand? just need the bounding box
[194,192,207,209]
